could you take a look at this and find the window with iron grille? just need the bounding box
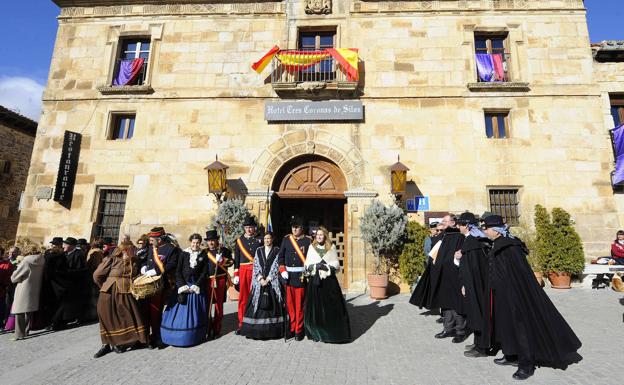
[297,29,336,81]
[475,32,510,82]
[94,189,127,241]
[484,111,510,139]
[489,188,520,225]
[114,37,150,86]
[109,114,136,140]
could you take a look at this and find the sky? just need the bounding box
[0,0,621,122]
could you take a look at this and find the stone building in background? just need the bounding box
[17,0,624,291]
[0,106,37,241]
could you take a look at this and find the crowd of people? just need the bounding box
[410,212,582,381]
[0,215,352,358]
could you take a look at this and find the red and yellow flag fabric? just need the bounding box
[252,46,359,81]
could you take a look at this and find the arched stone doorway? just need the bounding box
[271,154,348,288]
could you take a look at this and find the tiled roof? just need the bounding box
[0,105,38,137]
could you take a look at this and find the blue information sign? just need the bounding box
[406,196,430,212]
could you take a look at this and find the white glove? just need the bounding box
[178,285,189,294]
[256,275,263,282]
[216,253,223,263]
[232,276,240,285]
[140,266,147,274]
[189,285,200,294]
[281,271,289,280]
[144,269,157,277]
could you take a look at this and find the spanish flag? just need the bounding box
[252,45,280,74]
[327,48,359,81]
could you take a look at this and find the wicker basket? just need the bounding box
[131,274,163,300]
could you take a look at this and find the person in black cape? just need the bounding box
[303,226,351,343]
[455,212,492,357]
[429,215,467,343]
[48,237,89,330]
[482,215,582,381]
[409,223,445,312]
[240,232,285,340]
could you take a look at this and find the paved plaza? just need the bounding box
[1,287,622,385]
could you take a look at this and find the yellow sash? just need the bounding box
[236,238,254,263]
[152,245,165,274]
[206,250,232,287]
[288,235,307,265]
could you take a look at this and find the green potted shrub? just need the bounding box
[512,224,544,286]
[360,200,407,299]
[398,221,429,289]
[534,205,585,289]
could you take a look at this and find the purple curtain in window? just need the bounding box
[113,58,145,86]
[612,124,624,185]
[476,53,494,82]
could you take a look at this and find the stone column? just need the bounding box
[344,190,378,293]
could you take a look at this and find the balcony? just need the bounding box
[97,58,154,95]
[468,53,529,92]
[269,49,360,98]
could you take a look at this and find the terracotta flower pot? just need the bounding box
[228,286,239,301]
[368,274,389,299]
[534,272,545,287]
[548,272,572,289]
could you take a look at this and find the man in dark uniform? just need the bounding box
[141,226,180,348]
[204,229,233,339]
[233,216,262,333]
[278,216,312,341]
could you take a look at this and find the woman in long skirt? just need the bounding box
[240,232,285,340]
[93,242,148,358]
[160,233,208,347]
[304,226,351,343]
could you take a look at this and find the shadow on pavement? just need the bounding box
[346,294,394,341]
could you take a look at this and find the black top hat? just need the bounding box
[63,237,78,246]
[242,216,257,227]
[77,238,88,245]
[482,215,505,228]
[457,212,477,226]
[289,215,303,227]
[204,229,219,241]
[50,237,63,246]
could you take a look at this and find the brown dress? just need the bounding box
[93,256,148,346]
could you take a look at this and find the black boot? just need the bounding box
[112,345,127,354]
[494,356,519,367]
[93,345,111,358]
[452,334,468,343]
[464,347,488,358]
[295,332,305,341]
[434,330,455,339]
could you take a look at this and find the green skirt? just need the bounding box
[304,274,351,343]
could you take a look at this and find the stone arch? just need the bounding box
[248,128,370,191]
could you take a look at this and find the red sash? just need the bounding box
[236,238,254,263]
[288,235,307,265]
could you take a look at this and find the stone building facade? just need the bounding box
[0,106,37,241]
[17,0,623,291]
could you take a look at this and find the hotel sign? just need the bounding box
[54,131,81,209]
[265,101,364,121]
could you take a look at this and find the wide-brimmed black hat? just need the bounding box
[429,222,439,229]
[63,237,78,246]
[50,237,63,246]
[289,215,303,227]
[482,215,505,228]
[457,212,477,226]
[77,238,88,245]
[243,216,257,227]
[204,229,219,241]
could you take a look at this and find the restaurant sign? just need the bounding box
[54,131,82,209]
[265,101,364,121]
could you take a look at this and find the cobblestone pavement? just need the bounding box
[1,287,622,385]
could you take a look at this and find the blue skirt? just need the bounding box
[160,288,207,347]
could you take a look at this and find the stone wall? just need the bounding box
[18,0,620,290]
[0,123,35,241]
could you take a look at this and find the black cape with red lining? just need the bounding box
[488,235,582,369]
